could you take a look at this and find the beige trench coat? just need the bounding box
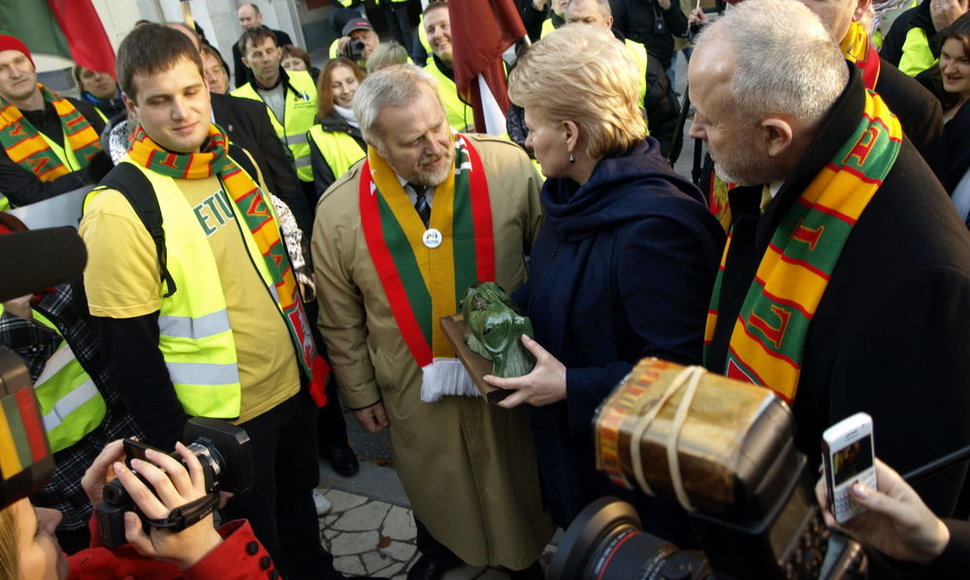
[312,134,553,569]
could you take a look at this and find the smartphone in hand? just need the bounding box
[822,412,876,524]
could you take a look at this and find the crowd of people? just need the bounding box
[0,0,969,579]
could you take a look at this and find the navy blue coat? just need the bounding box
[520,138,724,530]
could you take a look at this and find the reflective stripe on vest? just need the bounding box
[424,59,471,131]
[898,27,936,77]
[232,70,318,182]
[29,309,106,453]
[307,125,366,182]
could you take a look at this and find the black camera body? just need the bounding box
[95,417,253,547]
[344,38,366,62]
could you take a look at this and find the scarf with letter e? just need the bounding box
[704,90,902,401]
[127,125,321,386]
[708,27,882,231]
[359,133,495,401]
[0,84,101,182]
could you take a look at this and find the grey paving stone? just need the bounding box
[380,539,417,563]
[334,554,367,575]
[333,500,392,532]
[326,488,369,513]
[362,550,397,574]
[322,527,340,541]
[330,530,380,556]
[382,505,416,541]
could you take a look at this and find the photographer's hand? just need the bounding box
[484,335,566,409]
[114,442,223,569]
[815,459,950,563]
[82,439,126,506]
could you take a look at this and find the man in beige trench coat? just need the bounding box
[311,64,552,580]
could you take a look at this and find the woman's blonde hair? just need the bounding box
[0,503,20,579]
[508,24,645,160]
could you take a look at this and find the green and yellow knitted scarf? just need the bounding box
[704,90,902,401]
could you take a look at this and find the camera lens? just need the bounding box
[550,498,710,580]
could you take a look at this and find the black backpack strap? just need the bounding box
[99,163,177,298]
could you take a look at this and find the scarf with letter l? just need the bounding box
[704,90,902,401]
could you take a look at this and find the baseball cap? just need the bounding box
[342,18,374,37]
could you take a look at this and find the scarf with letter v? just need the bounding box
[703,90,902,401]
[359,134,495,402]
[709,25,882,231]
[127,125,321,386]
[0,84,102,181]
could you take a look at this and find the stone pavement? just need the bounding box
[316,459,557,579]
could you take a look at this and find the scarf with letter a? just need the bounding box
[127,124,318,381]
[359,134,495,401]
[708,25,882,230]
[0,84,102,181]
[704,90,902,401]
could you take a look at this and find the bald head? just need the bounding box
[238,3,263,31]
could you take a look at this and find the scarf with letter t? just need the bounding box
[127,125,317,381]
[708,24,882,231]
[704,90,902,401]
[0,84,102,181]
[359,134,495,401]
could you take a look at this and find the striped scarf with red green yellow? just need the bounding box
[359,133,494,369]
[127,124,316,379]
[0,84,101,182]
[703,90,902,401]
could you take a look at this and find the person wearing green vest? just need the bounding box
[308,58,368,202]
[330,17,381,68]
[79,25,345,580]
[422,2,474,131]
[0,212,141,554]
[882,0,968,76]
[0,35,112,211]
[232,27,318,188]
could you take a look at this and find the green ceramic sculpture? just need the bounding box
[460,282,536,378]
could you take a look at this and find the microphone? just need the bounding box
[0,228,87,302]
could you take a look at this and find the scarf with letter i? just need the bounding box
[708,22,882,231]
[0,84,102,181]
[359,133,495,402]
[127,125,319,383]
[703,90,902,401]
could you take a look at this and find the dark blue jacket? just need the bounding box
[521,138,724,530]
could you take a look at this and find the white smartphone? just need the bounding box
[822,412,876,524]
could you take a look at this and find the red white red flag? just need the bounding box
[449,0,526,135]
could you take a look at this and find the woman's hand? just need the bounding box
[114,442,223,569]
[815,458,950,563]
[484,335,567,408]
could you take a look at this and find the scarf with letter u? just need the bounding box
[709,28,882,230]
[127,125,317,382]
[359,134,495,400]
[704,90,902,401]
[0,84,102,181]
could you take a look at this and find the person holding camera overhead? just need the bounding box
[487,24,723,541]
[80,24,350,580]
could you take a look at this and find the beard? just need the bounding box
[408,148,455,187]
